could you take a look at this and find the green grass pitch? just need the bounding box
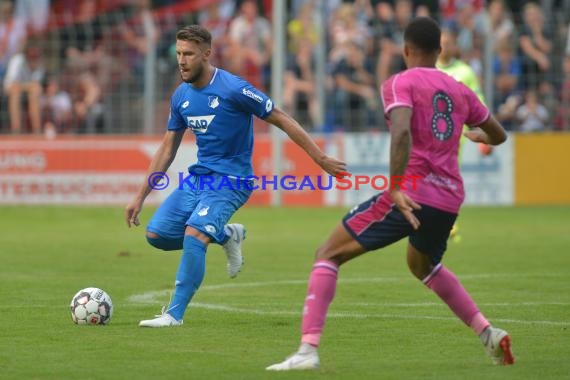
[0,205,569,379]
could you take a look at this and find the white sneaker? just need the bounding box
[139,308,182,327]
[266,346,320,371]
[222,224,246,278]
[481,326,515,365]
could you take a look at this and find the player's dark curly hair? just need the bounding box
[176,25,212,47]
[404,17,441,54]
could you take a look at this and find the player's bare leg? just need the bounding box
[267,223,365,371]
[407,243,514,365]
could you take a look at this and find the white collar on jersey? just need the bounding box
[209,67,218,85]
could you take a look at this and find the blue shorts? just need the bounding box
[147,174,252,244]
[342,192,457,265]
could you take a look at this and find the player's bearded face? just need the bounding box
[182,64,203,83]
[176,40,207,83]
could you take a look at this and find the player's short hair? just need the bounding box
[176,25,212,47]
[404,17,441,54]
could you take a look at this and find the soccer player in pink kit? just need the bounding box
[267,17,514,371]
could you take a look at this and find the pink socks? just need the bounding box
[298,260,490,349]
[424,264,490,335]
[301,260,339,347]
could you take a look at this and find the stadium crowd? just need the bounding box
[0,0,569,135]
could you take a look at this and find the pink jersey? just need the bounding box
[381,67,489,213]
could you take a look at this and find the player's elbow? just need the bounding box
[498,132,507,145]
[489,130,507,146]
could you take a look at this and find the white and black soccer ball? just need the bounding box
[70,287,113,325]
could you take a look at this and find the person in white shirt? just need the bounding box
[3,42,45,134]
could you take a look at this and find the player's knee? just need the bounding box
[407,256,433,280]
[315,244,329,260]
[147,231,160,239]
[314,245,342,265]
[146,232,182,251]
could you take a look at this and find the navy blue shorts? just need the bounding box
[342,192,457,264]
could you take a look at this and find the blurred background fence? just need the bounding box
[0,0,569,135]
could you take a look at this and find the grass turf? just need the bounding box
[0,205,568,379]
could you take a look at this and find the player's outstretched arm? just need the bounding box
[125,129,185,227]
[264,107,346,176]
[464,115,507,146]
[388,107,421,230]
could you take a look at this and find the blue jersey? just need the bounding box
[168,68,274,177]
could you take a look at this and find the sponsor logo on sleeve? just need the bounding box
[242,88,263,103]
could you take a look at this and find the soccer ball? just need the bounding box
[70,287,113,325]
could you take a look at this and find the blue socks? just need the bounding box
[167,235,206,321]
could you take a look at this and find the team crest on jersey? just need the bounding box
[182,100,189,109]
[204,225,217,234]
[208,96,220,109]
[187,115,215,133]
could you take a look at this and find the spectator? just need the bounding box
[41,74,72,136]
[287,2,318,56]
[496,92,522,131]
[415,3,432,17]
[566,19,570,57]
[368,1,394,62]
[488,0,516,49]
[0,0,27,86]
[200,0,235,22]
[68,68,103,134]
[58,0,113,91]
[118,0,160,89]
[516,89,549,132]
[437,27,484,100]
[14,0,50,34]
[227,0,272,89]
[518,2,554,92]
[554,30,570,130]
[3,41,45,133]
[283,37,318,129]
[329,3,371,63]
[439,0,486,25]
[450,2,486,79]
[58,0,107,133]
[199,2,231,68]
[376,0,413,85]
[330,41,377,131]
[493,39,522,111]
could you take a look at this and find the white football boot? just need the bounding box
[222,224,246,278]
[266,343,320,371]
[481,326,515,365]
[139,307,182,327]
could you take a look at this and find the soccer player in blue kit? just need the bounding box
[125,25,346,327]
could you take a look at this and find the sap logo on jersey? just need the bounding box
[187,115,215,133]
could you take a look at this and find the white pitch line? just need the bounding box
[347,302,570,307]
[127,276,570,327]
[128,272,569,295]
[180,302,569,327]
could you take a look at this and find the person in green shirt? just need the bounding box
[437,27,486,150]
[437,28,492,242]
